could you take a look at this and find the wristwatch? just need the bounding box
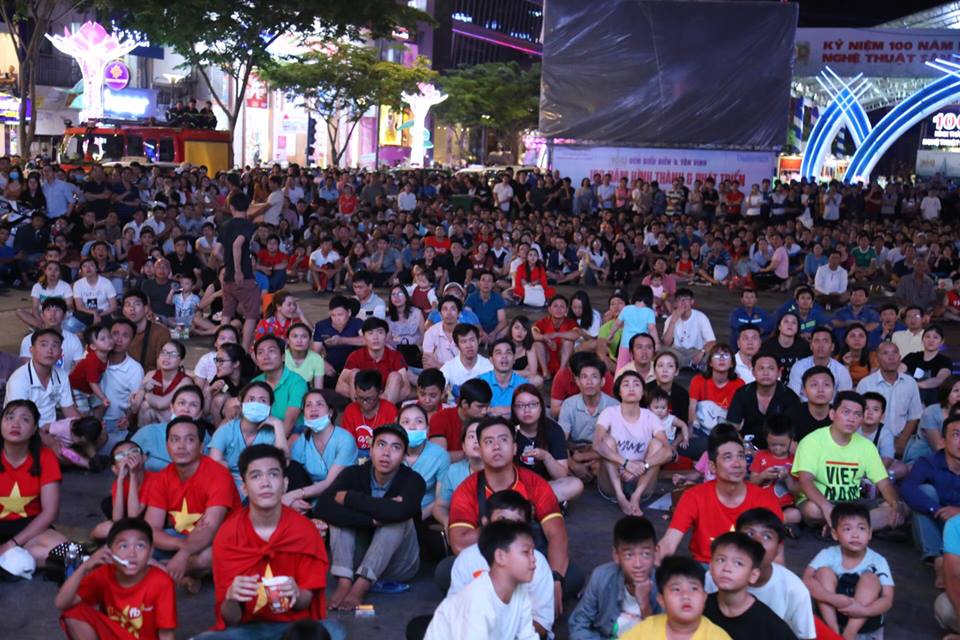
[639,461,651,475]
[552,570,565,584]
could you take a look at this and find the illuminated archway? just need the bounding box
[800,68,871,180]
[845,57,960,183]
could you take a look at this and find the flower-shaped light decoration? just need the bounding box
[401,83,447,168]
[46,21,142,122]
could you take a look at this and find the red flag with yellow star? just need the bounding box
[0,447,60,521]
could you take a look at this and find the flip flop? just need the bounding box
[370,581,411,594]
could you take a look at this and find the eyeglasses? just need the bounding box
[514,401,541,411]
[114,447,143,462]
[159,350,181,358]
[712,353,731,360]
[213,357,232,365]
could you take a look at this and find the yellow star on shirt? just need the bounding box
[0,482,36,519]
[252,563,276,614]
[168,498,202,533]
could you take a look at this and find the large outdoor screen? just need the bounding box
[539,0,798,149]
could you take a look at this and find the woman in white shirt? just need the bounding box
[17,260,74,329]
[568,290,602,353]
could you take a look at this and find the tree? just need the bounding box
[260,44,434,167]
[112,0,427,166]
[434,62,540,163]
[0,0,88,157]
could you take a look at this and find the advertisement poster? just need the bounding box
[551,146,776,188]
[795,28,960,78]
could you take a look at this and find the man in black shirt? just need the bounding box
[80,165,111,220]
[220,193,268,350]
[727,352,802,448]
[793,366,835,442]
[165,235,202,283]
[441,239,471,285]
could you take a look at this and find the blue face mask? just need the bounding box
[241,401,270,423]
[406,430,427,448]
[304,415,330,433]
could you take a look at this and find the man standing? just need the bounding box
[813,249,849,311]
[122,289,172,369]
[203,445,334,638]
[5,328,80,427]
[857,341,923,457]
[315,425,425,611]
[41,163,76,220]
[220,193,268,351]
[494,173,514,213]
[727,352,802,448]
[788,327,852,402]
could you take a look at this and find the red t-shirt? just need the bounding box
[534,317,579,374]
[0,447,60,521]
[338,194,358,215]
[688,376,745,410]
[424,236,452,254]
[428,407,464,452]
[69,349,108,395]
[257,249,289,269]
[143,455,240,533]
[75,565,176,638]
[948,290,960,310]
[668,480,783,562]
[110,472,154,508]
[750,451,796,508]
[550,366,615,402]
[341,400,398,451]
[344,347,407,383]
[449,466,562,532]
[725,191,744,215]
[212,507,328,629]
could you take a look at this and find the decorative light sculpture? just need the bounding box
[46,21,141,122]
[401,83,447,167]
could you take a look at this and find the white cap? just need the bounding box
[0,546,35,580]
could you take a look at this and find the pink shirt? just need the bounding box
[597,405,664,461]
[772,246,790,279]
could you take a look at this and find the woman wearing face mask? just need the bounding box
[208,381,288,492]
[400,403,450,521]
[283,390,357,513]
[204,343,254,425]
[4,166,21,200]
[131,385,207,473]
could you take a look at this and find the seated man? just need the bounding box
[311,295,364,389]
[465,270,508,347]
[200,445,336,639]
[18,298,84,373]
[550,350,615,418]
[143,417,241,591]
[448,490,555,637]
[793,391,909,532]
[558,354,618,483]
[428,378,491,461]
[729,288,769,345]
[788,327,852,403]
[478,338,528,417]
[813,249,849,311]
[340,370,399,460]
[6,327,81,427]
[336,317,410,404]
[251,335,308,436]
[935,516,960,639]
[440,323,493,391]
[314,424,425,611]
[532,295,579,380]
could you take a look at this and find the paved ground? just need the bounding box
[0,281,947,639]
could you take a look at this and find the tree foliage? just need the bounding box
[259,44,434,166]
[433,62,541,159]
[111,0,428,163]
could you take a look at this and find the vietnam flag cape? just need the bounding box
[211,505,328,629]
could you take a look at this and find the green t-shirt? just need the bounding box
[851,246,877,268]
[597,320,623,359]
[284,350,325,386]
[793,426,888,502]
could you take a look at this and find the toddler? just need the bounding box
[648,272,672,316]
[647,386,689,452]
[40,416,105,470]
[167,272,201,339]
[748,415,801,525]
[675,249,694,282]
[68,324,113,413]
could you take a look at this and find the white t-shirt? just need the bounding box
[807,545,894,587]
[493,183,514,212]
[664,309,716,350]
[734,352,755,384]
[20,330,84,374]
[309,248,341,268]
[857,424,896,460]
[4,360,74,425]
[921,195,942,221]
[398,191,417,212]
[449,544,554,632]
[597,406,665,462]
[264,189,285,225]
[31,280,73,304]
[425,571,538,640]
[706,563,816,639]
[72,276,116,313]
[99,355,144,422]
[441,355,494,389]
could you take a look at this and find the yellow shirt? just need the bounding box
[621,614,732,640]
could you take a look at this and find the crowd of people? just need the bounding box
[0,159,959,639]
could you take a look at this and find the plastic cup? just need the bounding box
[262,576,291,613]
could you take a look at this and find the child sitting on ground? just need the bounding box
[40,416,105,470]
[748,416,801,526]
[56,518,177,640]
[91,441,151,541]
[621,555,731,639]
[287,244,310,284]
[704,532,798,639]
[857,392,908,481]
[569,515,661,638]
[68,324,114,413]
[675,249,695,282]
[802,502,895,640]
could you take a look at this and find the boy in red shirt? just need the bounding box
[57,518,177,640]
[336,317,410,403]
[68,324,114,413]
[748,416,801,526]
[428,378,491,460]
[341,370,398,459]
[209,444,330,636]
[532,295,579,379]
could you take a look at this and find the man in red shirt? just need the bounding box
[340,370,398,459]
[533,295,580,379]
[428,378,491,461]
[423,224,452,255]
[448,416,578,614]
[655,426,783,565]
[550,351,616,417]
[336,317,409,403]
[57,518,177,640]
[143,417,240,591]
[208,445,331,636]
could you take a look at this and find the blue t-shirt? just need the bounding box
[289,427,358,484]
[618,305,657,351]
[465,291,506,333]
[313,317,363,372]
[408,441,451,509]
[477,370,528,408]
[437,458,473,507]
[209,419,276,490]
[945,516,960,555]
[131,421,211,473]
[427,308,481,326]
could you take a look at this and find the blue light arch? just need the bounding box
[800,86,871,180]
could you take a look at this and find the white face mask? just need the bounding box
[241,401,270,423]
[304,415,330,433]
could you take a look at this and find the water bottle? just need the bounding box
[64,543,80,579]
[743,434,758,469]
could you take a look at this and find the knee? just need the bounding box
[919,484,941,501]
[855,571,882,598]
[815,566,838,587]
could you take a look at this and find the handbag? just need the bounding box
[523,283,546,307]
